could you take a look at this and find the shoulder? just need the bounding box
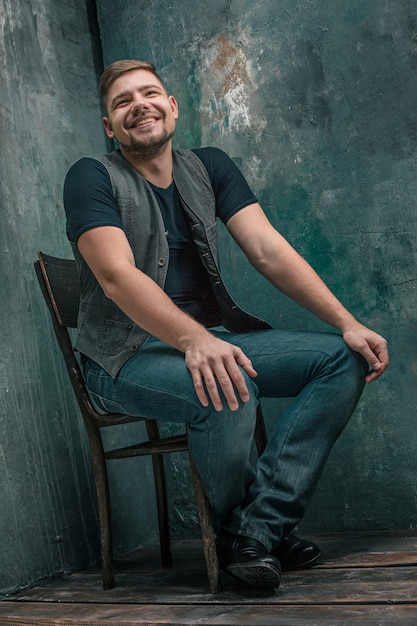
[64,157,114,199]
[65,156,110,182]
[191,146,233,171]
[64,156,122,243]
[64,157,115,209]
[191,146,229,159]
[190,147,243,185]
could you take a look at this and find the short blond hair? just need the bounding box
[99,60,167,111]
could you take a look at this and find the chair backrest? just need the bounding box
[35,251,80,328]
[34,251,94,417]
[34,251,135,429]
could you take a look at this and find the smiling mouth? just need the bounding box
[130,116,159,128]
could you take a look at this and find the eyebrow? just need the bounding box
[109,84,165,110]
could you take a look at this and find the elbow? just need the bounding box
[100,276,121,301]
[96,270,122,301]
[101,284,113,300]
[249,251,274,276]
[96,261,138,303]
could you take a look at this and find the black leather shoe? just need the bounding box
[272,534,322,571]
[216,531,281,589]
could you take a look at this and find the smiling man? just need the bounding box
[64,60,389,591]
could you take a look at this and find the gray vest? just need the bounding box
[73,149,270,378]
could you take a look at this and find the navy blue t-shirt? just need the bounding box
[64,147,257,325]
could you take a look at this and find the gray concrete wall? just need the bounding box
[96,0,417,535]
[0,0,108,596]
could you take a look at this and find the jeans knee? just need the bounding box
[189,382,259,440]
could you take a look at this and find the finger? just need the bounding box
[376,343,390,369]
[222,357,251,405]
[365,366,383,383]
[235,353,257,378]
[206,353,249,411]
[363,348,383,374]
[202,347,251,411]
[347,337,383,375]
[203,369,228,411]
[365,348,389,383]
[190,370,210,408]
[187,355,236,411]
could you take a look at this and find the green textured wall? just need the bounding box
[2,0,417,599]
[0,0,107,596]
[96,0,417,534]
[0,0,179,597]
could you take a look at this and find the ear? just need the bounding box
[103,116,115,139]
[169,95,179,119]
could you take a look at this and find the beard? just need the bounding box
[119,127,175,160]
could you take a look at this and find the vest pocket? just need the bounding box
[97,318,134,355]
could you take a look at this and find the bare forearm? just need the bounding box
[259,249,358,333]
[103,264,210,351]
[228,204,358,332]
[275,261,356,333]
[254,246,389,381]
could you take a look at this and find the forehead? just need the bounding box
[108,69,166,97]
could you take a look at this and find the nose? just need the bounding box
[130,93,149,115]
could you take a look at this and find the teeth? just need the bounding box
[135,117,156,126]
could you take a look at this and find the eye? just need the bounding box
[111,97,131,111]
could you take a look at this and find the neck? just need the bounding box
[120,141,173,188]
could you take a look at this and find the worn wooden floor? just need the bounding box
[1,530,417,625]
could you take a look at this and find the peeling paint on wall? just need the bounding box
[197,33,267,139]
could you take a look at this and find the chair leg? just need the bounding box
[146,420,172,567]
[189,454,222,593]
[86,426,115,590]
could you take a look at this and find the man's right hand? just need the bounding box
[184,334,257,411]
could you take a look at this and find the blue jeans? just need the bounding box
[84,328,367,552]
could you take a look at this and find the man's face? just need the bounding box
[102,69,178,156]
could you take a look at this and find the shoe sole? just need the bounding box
[227,561,281,589]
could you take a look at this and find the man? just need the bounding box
[64,60,389,590]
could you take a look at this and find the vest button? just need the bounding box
[158,258,166,267]
[131,345,138,351]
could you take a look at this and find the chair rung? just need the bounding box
[105,434,188,460]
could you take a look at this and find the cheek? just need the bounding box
[108,119,125,138]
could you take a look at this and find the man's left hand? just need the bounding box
[342,324,389,382]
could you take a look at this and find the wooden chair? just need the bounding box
[34,251,268,594]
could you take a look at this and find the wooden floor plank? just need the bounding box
[10,566,417,605]
[312,530,417,568]
[2,531,417,625]
[1,602,417,625]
